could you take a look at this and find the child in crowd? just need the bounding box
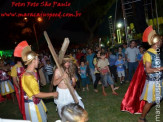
[93,51,101,93]
[137,46,144,62]
[79,61,90,91]
[115,54,125,84]
[116,47,125,59]
[44,60,54,82]
[61,103,88,122]
[97,52,118,96]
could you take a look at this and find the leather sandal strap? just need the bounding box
[139,117,148,122]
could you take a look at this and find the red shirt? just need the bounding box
[76,52,84,64]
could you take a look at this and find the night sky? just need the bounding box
[0,0,118,50]
[1,0,161,50]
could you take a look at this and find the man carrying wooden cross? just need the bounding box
[44,31,84,118]
[53,55,84,117]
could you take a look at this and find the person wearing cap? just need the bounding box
[14,41,58,122]
[53,55,84,118]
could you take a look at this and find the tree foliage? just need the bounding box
[81,0,116,43]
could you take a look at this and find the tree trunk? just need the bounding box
[88,31,94,46]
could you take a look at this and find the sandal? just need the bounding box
[112,92,118,96]
[87,88,89,91]
[114,86,119,90]
[94,89,98,93]
[138,117,148,122]
[102,92,107,96]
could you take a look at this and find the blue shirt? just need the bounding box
[116,52,125,59]
[137,53,143,61]
[86,53,95,68]
[122,48,126,54]
[109,54,117,66]
[115,59,124,71]
[80,66,87,78]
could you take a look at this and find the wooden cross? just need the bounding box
[44,31,79,104]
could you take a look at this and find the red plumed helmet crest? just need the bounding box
[142,26,153,43]
[14,41,29,57]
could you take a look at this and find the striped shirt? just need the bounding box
[44,64,53,75]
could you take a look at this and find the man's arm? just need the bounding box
[135,48,139,61]
[125,49,130,62]
[86,61,89,65]
[53,69,66,86]
[145,62,163,73]
[107,66,111,73]
[71,77,76,87]
[86,56,89,65]
[34,92,58,98]
[12,77,20,89]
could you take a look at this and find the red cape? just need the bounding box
[121,60,146,114]
[20,72,26,120]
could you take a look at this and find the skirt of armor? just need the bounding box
[0,80,15,96]
[140,79,163,103]
[25,99,47,122]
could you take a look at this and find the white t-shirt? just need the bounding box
[125,47,139,62]
[97,58,109,69]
